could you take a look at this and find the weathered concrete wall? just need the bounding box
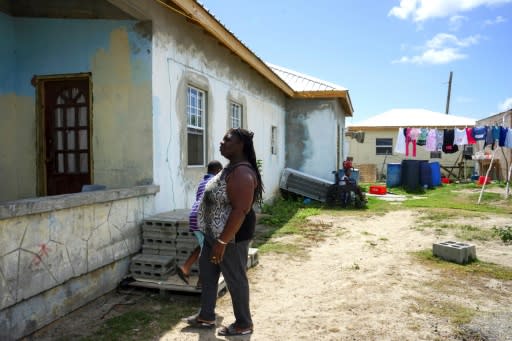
[145,0,287,211]
[0,14,152,202]
[0,185,158,341]
[346,129,474,179]
[286,98,346,181]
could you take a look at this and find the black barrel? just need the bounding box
[401,160,421,191]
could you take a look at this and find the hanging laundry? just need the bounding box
[485,126,494,147]
[505,128,512,148]
[472,126,487,140]
[442,129,459,153]
[436,129,444,152]
[405,128,420,157]
[499,126,508,147]
[425,128,437,152]
[417,128,428,146]
[454,127,468,146]
[395,127,406,154]
[492,126,500,141]
[466,127,476,145]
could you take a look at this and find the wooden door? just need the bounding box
[43,78,91,195]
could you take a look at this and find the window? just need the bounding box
[376,138,393,155]
[230,102,242,128]
[187,86,206,166]
[271,126,277,155]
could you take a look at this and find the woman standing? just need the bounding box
[184,128,263,337]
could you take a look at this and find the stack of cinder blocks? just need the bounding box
[130,210,190,281]
[130,209,260,282]
[433,241,476,264]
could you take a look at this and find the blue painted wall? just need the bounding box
[0,16,151,96]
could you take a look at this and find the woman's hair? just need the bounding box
[230,128,264,204]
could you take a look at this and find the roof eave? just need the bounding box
[295,90,354,117]
[159,0,294,96]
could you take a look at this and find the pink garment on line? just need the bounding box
[405,128,419,157]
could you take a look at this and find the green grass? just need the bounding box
[412,249,512,280]
[79,295,199,341]
[401,184,511,214]
[409,248,512,327]
[411,297,476,325]
[256,197,324,254]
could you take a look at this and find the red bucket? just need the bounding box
[369,185,387,195]
[478,176,491,185]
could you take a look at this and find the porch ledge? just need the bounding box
[0,185,160,220]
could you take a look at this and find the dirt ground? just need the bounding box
[31,208,512,341]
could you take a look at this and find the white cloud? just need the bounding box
[394,33,480,64]
[449,15,467,30]
[389,0,512,22]
[499,97,512,111]
[484,15,507,25]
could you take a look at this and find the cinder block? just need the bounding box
[176,239,198,252]
[142,220,177,235]
[433,241,476,264]
[142,245,160,255]
[176,226,194,240]
[130,254,176,280]
[143,233,175,248]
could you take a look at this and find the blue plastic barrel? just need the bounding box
[430,161,441,186]
[420,161,433,188]
[386,163,401,188]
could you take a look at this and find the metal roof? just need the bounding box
[348,108,476,129]
[266,63,347,92]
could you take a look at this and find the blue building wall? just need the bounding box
[10,17,151,95]
[0,15,153,201]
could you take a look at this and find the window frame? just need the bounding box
[186,86,206,166]
[271,126,278,155]
[375,137,393,156]
[230,101,242,129]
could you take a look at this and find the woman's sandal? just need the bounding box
[217,323,253,336]
[182,315,215,328]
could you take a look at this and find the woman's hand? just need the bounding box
[210,240,227,264]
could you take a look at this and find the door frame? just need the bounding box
[35,73,93,196]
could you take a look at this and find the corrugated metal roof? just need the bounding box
[266,63,347,92]
[348,108,475,128]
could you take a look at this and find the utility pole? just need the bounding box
[445,71,453,114]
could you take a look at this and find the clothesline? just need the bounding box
[395,126,512,157]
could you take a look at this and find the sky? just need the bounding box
[199,0,512,124]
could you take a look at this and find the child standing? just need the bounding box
[177,160,223,285]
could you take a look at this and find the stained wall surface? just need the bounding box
[0,186,158,340]
[145,1,287,211]
[285,98,346,182]
[0,13,152,202]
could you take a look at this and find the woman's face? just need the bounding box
[220,132,243,159]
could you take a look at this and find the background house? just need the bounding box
[346,108,476,181]
[475,109,512,181]
[269,63,353,182]
[0,0,354,339]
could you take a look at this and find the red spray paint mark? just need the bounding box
[32,243,51,267]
